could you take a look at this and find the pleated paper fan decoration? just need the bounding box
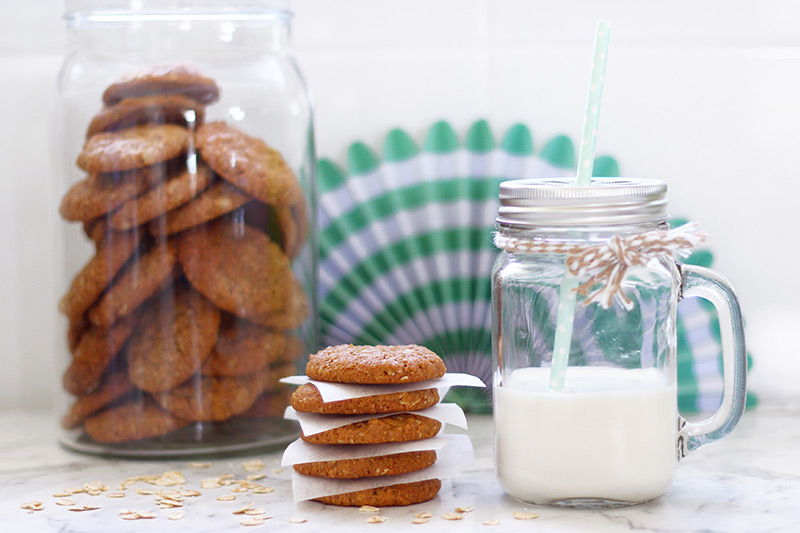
[317,119,754,414]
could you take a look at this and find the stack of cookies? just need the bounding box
[284,344,458,507]
[58,64,309,447]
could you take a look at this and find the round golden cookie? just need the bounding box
[178,219,291,318]
[60,166,167,222]
[62,370,134,429]
[59,229,142,320]
[62,312,141,396]
[77,124,191,174]
[127,284,221,393]
[84,399,190,443]
[294,450,437,479]
[247,278,308,330]
[109,164,213,230]
[156,364,287,422]
[314,479,441,507]
[102,64,220,106]
[306,344,446,385]
[236,387,293,419]
[86,94,206,138]
[195,121,303,206]
[201,319,286,377]
[290,384,439,415]
[300,413,442,445]
[87,240,178,328]
[149,181,251,236]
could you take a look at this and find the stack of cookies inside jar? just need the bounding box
[281,344,479,507]
[57,65,311,452]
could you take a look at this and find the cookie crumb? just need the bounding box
[513,511,539,520]
[441,513,463,520]
[366,516,387,523]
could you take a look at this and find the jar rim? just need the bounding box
[64,1,292,26]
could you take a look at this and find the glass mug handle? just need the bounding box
[676,263,748,458]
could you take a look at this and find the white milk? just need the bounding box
[495,366,677,505]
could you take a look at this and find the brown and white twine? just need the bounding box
[493,222,707,309]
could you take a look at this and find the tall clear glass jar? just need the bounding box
[492,178,746,507]
[56,0,317,456]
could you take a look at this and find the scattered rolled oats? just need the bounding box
[189,462,212,469]
[286,517,307,523]
[482,520,500,526]
[245,508,268,516]
[52,491,73,498]
[251,486,274,494]
[414,512,433,519]
[512,511,539,520]
[106,492,126,498]
[366,515,387,523]
[119,510,156,520]
[217,494,236,501]
[233,502,255,514]
[169,510,186,521]
[241,459,265,472]
[69,504,101,512]
[201,479,222,489]
[241,517,266,526]
[455,506,474,514]
[359,505,380,513]
[272,469,283,474]
[412,518,430,524]
[231,486,250,493]
[181,490,202,497]
[441,513,464,521]
[245,473,266,481]
[152,471,186,486]
[56,498,76,506]
[20,501,44,511]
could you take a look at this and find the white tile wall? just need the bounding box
[2,0,798,410]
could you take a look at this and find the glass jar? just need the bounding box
[491,178,746,507]
[55,0,317,456]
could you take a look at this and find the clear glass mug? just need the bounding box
[491,178,746,507]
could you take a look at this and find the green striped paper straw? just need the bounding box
[549,21,611,391]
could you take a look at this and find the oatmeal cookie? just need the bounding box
[195,121,302,206]
[300,413,441,445]
[178,219,290,318]
[77,124,191,174]
[84,399,190,443]
[149,181,251,235]
[306,344,446,385]
[247,278,308,330]
[290,385,439,415]
[102,64,220,105]
[109,163,213,230]
[61,370,134,429]
[201,319,286,377]
[313,479,441,507]
[87,240,178,328]
[86,94,206,138]
[127,285,220,393]
[294,450,437,479]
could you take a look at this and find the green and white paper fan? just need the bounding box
[317,119,752,414]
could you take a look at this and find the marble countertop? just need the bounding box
[1,406,798,533]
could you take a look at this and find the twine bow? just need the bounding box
[493,222,707,310]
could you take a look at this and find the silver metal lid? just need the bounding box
[496,177,669,228]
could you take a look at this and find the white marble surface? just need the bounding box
[1,407,799,532]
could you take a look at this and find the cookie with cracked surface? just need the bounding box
[84,398,190,443]
[77,124,191,174]
[295,450,437,479]
[60,166,168,222]
[149,181,251,235]
[61,370,134,429]
[59,230,143,320]
[127,284,220,393]
[87,240,179,328]
[306,344,446,385]
[201,319,286,377]
[300,413,441,445]
[178,219,290,318]
[313,479,441,507]
[86,94,206,138]
[102,64,220,106]
[109,164,213,230]
[62,311,141,396]
[290,384,439,415]
[195,121,302,206]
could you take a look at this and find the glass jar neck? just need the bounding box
[496,219,671,245]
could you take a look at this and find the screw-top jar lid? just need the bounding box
[496,177,669,228]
